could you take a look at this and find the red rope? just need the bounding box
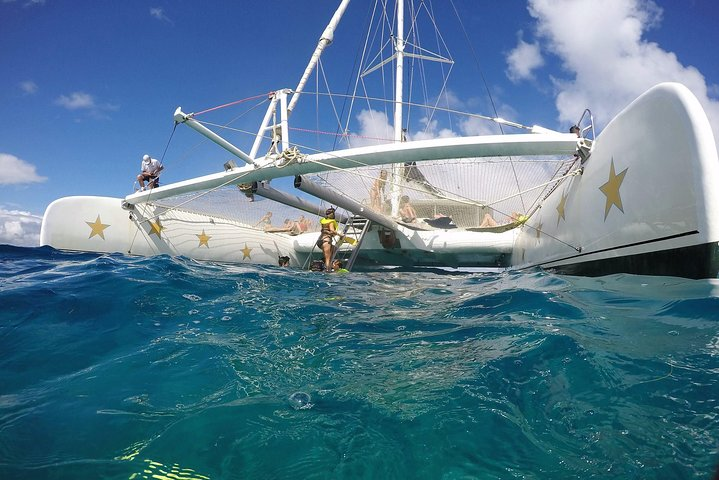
[193,92,273,116]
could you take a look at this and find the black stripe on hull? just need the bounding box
[540,241,719,279]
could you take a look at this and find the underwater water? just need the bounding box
[1,245,718,479]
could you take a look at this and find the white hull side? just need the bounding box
[293,227,518,268]
[512,83,719,278]
[40,196,298,266]
[40,196,516,269]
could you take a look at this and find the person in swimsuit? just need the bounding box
[316,207,341,271]
[399,195,418,222]
[254,211,273,229]
[369,169,388,211]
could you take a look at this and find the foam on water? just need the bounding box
[1,245,718,479]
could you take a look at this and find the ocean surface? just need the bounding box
[1,245,718,480]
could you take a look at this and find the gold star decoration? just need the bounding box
[241,243,252,260]
[86,215,110,240]
[197,230,211,248]
[148,219,163,237]
[599,158,628,221]
[556,191,568,226]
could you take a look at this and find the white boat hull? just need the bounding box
[512,83,719,278]
[40,195,516,268]
[40,196,298,266]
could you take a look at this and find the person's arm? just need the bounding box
[330,221,342,238]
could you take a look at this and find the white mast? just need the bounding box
[393,0,405,144]
[389,0,405,216]
[287,0,351,116]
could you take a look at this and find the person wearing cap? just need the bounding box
[137,154,163,191]
[316,207,341,271]
[570,125,580,137]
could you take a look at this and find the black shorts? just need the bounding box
[141,174,159,187]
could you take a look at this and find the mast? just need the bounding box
[389,0,405,216]
[287,0,351,116]
[393,0,405,145]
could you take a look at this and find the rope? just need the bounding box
[128,167,258,253]
[484,168,583,208]
[159,122,178,164]
[192,93,271,117]
[289,125,393,143]
[295,91,531,131]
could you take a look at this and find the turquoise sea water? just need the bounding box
[1,245,718,479]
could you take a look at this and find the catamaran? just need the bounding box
[40,0,719,279]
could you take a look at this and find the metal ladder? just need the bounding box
[330,216,371,271]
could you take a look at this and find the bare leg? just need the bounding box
[322,242,335,271]
[480,213,498,227]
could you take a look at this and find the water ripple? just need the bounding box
[1,247,718,478]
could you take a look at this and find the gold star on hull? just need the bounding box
[86,215,110,239]
[197,230,211,248]
[599,158,628,220]
[241,243,252,260]
[556,191,568,226]
[148,220,163,237]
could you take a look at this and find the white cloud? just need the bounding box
[54,92,96,110]
[350,106,508,143]
[525,0,719,139]
[349,109,395,147]
[411,117,458,141]
[19,80,38,95]
[0,207,42,247]
[150,7,173,24]
[435,89,464,110]
[506,37,545,82]
[0,153,47,185]
[54,91,119,119]
[3,0,47,6]
[459,116,503,136]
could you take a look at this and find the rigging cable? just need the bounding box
[448,0,526,215]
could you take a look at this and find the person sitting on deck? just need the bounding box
[137,154,163,191]
[297,215,311,232]
[399,195,418,223]
[254,211,273,229]
[266,218,301,235]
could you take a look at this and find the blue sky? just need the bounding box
[2,0,718,246]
